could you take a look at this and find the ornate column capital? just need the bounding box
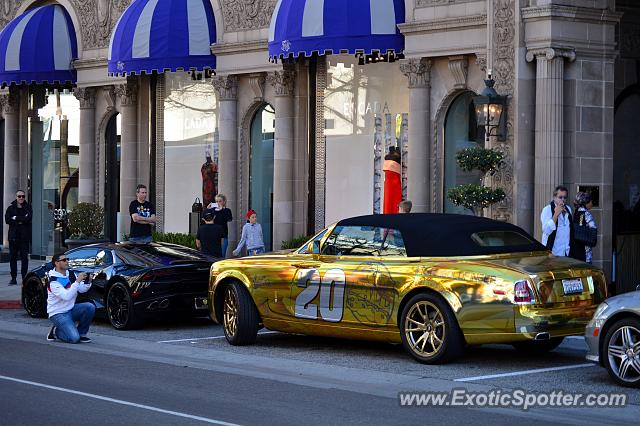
[212,75,239,101]
[400,58,433,89]
[526,47,576,63]
[0,88,19,115]
[114,78,138,106]
[267,65,296,97]
[74,87,96,109]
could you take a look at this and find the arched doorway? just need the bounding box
[443,91,480,214]
[104,113,121,242]
[249,104,275,251]
[612,87,640,293]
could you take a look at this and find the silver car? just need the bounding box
[585,287,640,387]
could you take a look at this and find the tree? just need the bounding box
[447,146,506,216]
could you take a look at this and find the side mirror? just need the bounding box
[312,240,321,255]
[636,284,640,292]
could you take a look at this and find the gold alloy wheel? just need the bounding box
[223,287,238,338]
[404,301,446,357]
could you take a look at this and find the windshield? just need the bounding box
[119,243,212,266]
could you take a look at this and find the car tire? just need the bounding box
[222,282,259,346]
[512,337,564,353]
[22,276,47,318]
[400,292,464,364]
[106,282,141,330]
[602,318,640,388]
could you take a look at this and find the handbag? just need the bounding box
[192,197,203,213]
[573,211,597,248]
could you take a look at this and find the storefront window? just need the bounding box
[323,56,409,224]
[444,92,481,214]
[163,73,219,234]
[30,88,80,257]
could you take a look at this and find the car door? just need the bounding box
[287,225,405,330]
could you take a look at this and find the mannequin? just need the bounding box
[383,146,402,214]
[201,146,217,207]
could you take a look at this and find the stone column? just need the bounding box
[400,58,432,213]
[268,65,296,249]
[1,89,20,248]
[115,78,138,241]
[212,75,239,256]
[74,88,96,203]
[526,48,576,238]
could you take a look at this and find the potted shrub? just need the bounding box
[65,202,107,249]
[447,146,506,216]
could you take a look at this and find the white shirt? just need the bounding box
[541,203,572,256]
[46,270,92,317]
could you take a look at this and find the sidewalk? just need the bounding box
[0,261,24,308]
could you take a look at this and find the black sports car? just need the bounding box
[22,242,217,329]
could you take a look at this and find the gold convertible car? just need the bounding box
[208,214,607,363]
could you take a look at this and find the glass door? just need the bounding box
[30,88,80,257]
[249,104,275,251]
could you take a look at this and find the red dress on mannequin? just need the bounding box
[383,147,402,214]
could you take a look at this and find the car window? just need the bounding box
[296,229,328,254]
[322,226,406,257]
[471,231,535,247]
[122,243,211,266]
[95,250,114,267]
[67,248,100,268]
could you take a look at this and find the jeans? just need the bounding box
[248,247,265,256]
[128,235,153,243]
[9,239,29,280]
[222,238,229,258]
[49,303,96,343]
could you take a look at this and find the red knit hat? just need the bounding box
[246,209,257,219]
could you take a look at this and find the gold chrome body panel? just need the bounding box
[208,248,607,345]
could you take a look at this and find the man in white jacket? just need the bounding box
[46,253,96,343]
[540,185,573,257]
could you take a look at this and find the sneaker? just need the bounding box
[46,326,56,342]
[79,336,92,343]
[8,279,17,286]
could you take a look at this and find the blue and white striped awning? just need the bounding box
[108,0,216,76]
[0,5,78,86]
[268,0,405,60]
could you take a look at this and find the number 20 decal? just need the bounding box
[294,269,346,322]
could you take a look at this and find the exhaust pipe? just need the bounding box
[158,299,170,309]
[534,332,550,341]
[147,301,159,311]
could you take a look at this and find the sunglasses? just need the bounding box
[56,258,68,263]
[16,195,25,198]
[556,195,567,200]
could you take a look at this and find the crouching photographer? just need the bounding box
[46,253,96,343]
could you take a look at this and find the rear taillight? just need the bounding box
[513,280,536,304]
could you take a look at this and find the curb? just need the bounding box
[0,301,22,309]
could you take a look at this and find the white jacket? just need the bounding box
[46,270,92,317]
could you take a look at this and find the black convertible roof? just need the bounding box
[336,213,547,257]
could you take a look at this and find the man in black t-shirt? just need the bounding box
[129,184,156,243]
[196,212,223,257]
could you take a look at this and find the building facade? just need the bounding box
[1,0,638,291]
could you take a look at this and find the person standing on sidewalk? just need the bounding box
[208,193,232,257]
[4,190,32,285]
[232,210,265,256]
[196,211,224,258]
[129,184,156,243]
[46,253,95,343]
[540,185,573,257]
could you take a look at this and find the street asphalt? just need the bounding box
[0,308,638,425]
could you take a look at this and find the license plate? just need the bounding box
[194,297,208,310]
[562,278,584,295]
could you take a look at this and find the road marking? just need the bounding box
[0,374,240,425]
[454,363,595,382]
[157,331,279,344]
